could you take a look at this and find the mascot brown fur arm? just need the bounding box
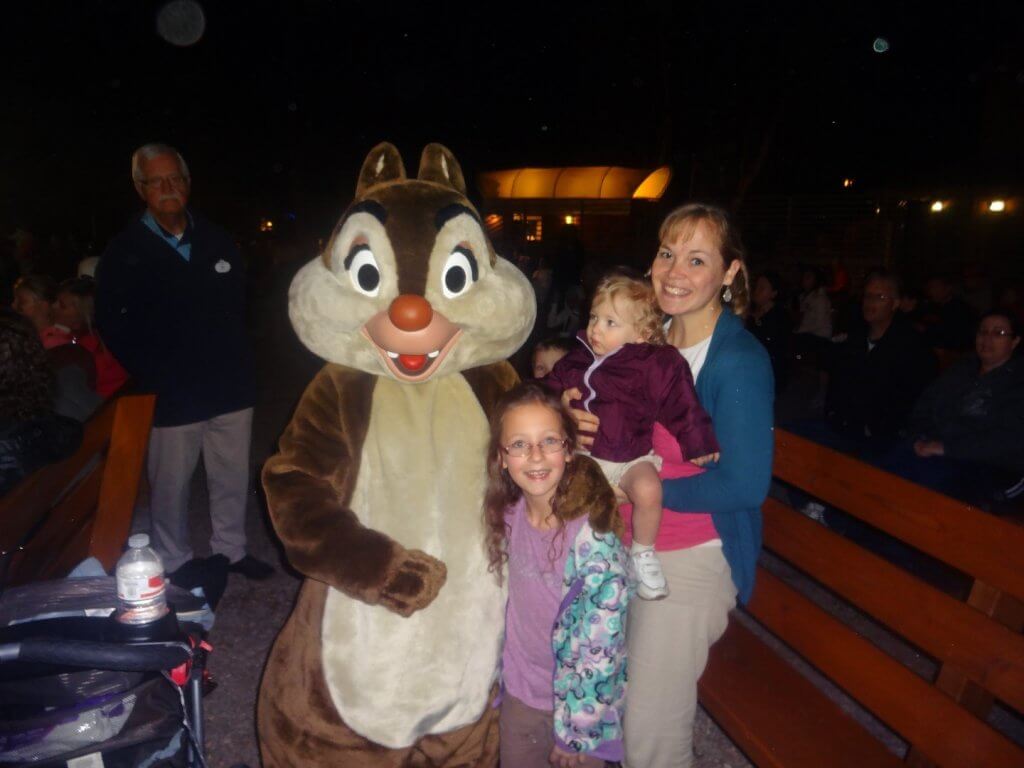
[262,365,446,616]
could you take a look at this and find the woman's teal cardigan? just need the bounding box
[662,309,775,604]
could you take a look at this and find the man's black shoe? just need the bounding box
[203,554,230,610]
[168,557,207,591]
[169,555,230,610]
[228,554,275,580]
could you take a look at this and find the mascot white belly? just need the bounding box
[321,376,505,747]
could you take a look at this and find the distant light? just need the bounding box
[564,215,573,225]
[988,200,1006,213]
[259,219,274,232]
[842,178,854,188]
[156,0,206,47]
[483,213,503,233]
[875,207,881,215]
[930,201,944,213]
[873,37,889,53]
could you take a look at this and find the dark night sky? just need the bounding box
[3,1,1023,242]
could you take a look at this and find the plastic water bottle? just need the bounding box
[115,534,169,624]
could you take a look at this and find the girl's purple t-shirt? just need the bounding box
[501,497,586,712]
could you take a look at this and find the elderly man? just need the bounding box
[96,143,272,585]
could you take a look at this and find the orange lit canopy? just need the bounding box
[479,166,671,200]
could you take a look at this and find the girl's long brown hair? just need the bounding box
[483,382,579,583]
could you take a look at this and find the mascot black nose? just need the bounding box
[389,294,433,332]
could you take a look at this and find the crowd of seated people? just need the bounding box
[1,260,130,495]
[9,272,127,419]
[750,263,1023,518]
[0,310,83,495]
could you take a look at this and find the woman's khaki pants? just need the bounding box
[623,545,737,768]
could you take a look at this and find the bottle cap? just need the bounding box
[128,533,150,549]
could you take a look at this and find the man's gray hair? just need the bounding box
[131,143,191,187]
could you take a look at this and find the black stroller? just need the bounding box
[0,577,211,767]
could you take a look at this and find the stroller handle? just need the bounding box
[0,637,191,672]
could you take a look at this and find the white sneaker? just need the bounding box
[630,549,669,600]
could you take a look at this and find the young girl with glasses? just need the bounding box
[543,274,719,600]
[484,382,628,768]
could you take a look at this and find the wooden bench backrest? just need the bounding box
[0,394,155,587]
[753,429,1024,767]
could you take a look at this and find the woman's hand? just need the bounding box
[914,439,945,458]
[549,745,587,767]
[561,388,599,449]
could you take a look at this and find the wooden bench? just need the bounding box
[699,428,1024,768]
[0,394,155,587]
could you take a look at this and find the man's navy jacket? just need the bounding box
[96,213,255,427]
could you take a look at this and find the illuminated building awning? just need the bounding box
[479,165,671,200]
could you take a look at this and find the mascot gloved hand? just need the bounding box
[257,143,535,767]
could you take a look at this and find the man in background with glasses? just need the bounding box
[822,271,938,455]
[96,143,273,598]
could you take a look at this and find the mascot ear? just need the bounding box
[417,143,467,196]
[356,142,407,197]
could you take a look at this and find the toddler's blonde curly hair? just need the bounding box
[591,274,666,345]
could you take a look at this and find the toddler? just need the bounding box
[543,274,719,599]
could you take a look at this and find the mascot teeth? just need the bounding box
[427,350,439,359]
[387,351,399,359]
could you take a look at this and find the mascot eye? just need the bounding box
[441,246,478,299]
[346,246,381,297]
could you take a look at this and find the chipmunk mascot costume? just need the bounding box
[257,143,535,767]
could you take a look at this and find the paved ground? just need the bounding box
[165,318,752,767]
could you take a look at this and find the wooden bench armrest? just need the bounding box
[0,394,155,586]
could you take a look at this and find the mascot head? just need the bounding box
[289,142,536,382]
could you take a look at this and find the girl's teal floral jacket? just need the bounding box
[551,456,629,762]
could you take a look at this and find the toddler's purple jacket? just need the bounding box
[542,335,719,463]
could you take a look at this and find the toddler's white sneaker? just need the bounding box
[630,549,669,600]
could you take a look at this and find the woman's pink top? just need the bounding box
[619,422,720,550]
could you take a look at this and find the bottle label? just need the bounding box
[117,573,165,600]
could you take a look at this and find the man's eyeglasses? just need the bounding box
[140,174,188,189]
[501,437,569,458]
[977,328,1015,338]
[863,292,894,302]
